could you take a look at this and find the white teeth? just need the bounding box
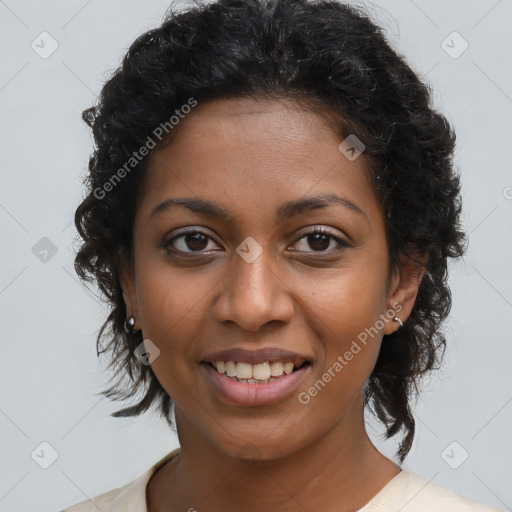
[225,361,236,377]
[270,361,283,376]
[236,362,253,379]
[283,362,294,375]
[213,360,302,380]
[253,363,271,380]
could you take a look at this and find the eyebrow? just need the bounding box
[149,193,367,222]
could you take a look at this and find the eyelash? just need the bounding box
[163,226,350,257]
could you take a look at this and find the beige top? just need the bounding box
[61,448,502,512]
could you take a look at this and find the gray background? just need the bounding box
[0,1,511,511]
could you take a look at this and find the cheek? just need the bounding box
[301,265,388,392]
[303,255,388,335]
[136,253,209,330]
[299,307,383,427]
[134,266,207,382]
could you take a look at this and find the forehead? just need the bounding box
[152,97,342,161]
[138,97,381,226]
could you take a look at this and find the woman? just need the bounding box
[62,0,502,510]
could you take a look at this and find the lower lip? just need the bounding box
[201,363,310,407]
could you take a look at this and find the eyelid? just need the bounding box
[293,225,345,241]
[163,226,221,254]
[164,225,350,255]
[289,226,349,252]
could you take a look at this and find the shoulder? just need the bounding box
[60,471,149,512]
[381,470,503,512]
[60,448,181,512]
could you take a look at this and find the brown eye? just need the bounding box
[292,227,349,254]
[305,232,331,251]
[164,229,219,254]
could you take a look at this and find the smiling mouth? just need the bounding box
[202,360,311,384]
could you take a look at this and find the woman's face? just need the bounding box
[120,97,419,460]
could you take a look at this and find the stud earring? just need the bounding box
[124,315,139,333]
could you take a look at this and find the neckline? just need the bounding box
[144,447,182,511]
[143,449,409,512]
[354,468,410,511]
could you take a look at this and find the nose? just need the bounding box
[212,248,295,332]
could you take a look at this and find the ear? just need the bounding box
[117,249,141,331]
[382,250,428,335]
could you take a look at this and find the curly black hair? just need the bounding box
[74,0,467,464]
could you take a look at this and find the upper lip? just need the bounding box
[201,347,312,367]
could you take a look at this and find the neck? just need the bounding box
[146,395,401,512]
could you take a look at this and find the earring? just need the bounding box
[124,315,139,333]
[394,316,404,327]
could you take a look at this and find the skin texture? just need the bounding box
[119,97,427,512]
